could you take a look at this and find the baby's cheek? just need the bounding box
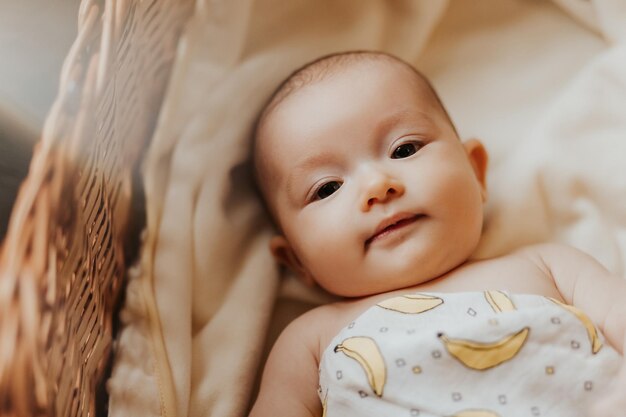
[306,221,358,273]
[308,222,351,261]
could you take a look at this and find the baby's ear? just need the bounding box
[463,138,489,202]
[269,235,316,286]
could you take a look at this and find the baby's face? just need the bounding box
[259,60,487,297]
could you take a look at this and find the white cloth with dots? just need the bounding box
[318,291,621,417]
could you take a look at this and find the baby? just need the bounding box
[248,51,626,417]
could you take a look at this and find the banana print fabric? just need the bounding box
[318,291,621,417]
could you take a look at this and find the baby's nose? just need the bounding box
[361,173,405,211]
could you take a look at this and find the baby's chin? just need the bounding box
[316,273,438,299]
[315,250,474,298]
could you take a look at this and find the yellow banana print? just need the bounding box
[377,293,443,314]
[548,297,602,354]
[452,410,500,417]
[321,393,327,417]
[484,290,515,312]
[334,336,386,397]
[439,327,530,370]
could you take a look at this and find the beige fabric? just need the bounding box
[108,266,162,417]
[108,0,626,416]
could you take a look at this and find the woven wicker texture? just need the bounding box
[0,0,192,416]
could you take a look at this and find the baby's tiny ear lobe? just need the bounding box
[269,235,316,286]
[463,138,489,201]
[269,235,294,267]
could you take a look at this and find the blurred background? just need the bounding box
[0,0,79,240]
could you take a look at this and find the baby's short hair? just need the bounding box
[255,50,457,140]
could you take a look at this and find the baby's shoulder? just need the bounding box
[511,242,612,281]
[280,300,370,357]
[510,242,574,254]
[494,242,605,286]
[277,302,341,340]
[508,242,591,268]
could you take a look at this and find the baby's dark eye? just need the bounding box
[391,142,421,159]
[316,181,342,200]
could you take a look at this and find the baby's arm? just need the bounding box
[528,243,626,416]
[529,243,626,354]
[249,309,323,417]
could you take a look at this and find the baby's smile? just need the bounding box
[364,213,426,249]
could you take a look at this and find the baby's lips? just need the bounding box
[365,213,424,247]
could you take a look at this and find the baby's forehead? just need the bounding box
[258,63,438,151]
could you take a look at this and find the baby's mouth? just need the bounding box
[365,213,425,248]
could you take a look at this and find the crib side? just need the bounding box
[0,1,193,416]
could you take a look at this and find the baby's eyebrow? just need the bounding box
[372,109,437,145]
[376,109,413,136]
[285,151,336,201]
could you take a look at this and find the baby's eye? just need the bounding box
[316,181,342,200]
[391,142,422,159]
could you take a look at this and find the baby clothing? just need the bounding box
[318,291,621,417]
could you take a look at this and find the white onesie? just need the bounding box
[318,291,621,417]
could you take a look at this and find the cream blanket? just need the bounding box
[107,1,626,417]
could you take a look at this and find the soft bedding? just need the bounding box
[106,1,626,417]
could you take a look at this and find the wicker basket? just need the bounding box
[0,0,193,415]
